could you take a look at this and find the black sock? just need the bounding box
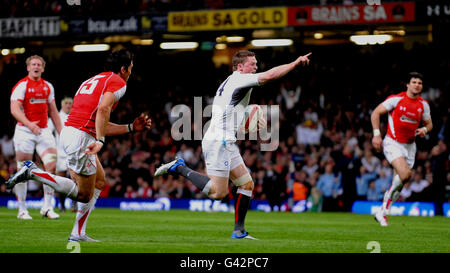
[176,165,210,191]
[234,193,251,232]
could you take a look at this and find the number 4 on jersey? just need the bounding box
[75,75,105,95]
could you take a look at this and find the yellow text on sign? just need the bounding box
[168,8,287,32]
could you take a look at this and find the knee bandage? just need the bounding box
[41,153,57,165]
[231,173,253,187]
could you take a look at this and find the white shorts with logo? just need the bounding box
[60,126,97,176]
[201,139,244,178]
[13,125,56,156]
[383,136,416,169]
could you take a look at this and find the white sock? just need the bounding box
[236,188,252,197]
[202,180,212,195]
[30,169,78,199]
[71,188,101,237]
[43,184,55,210]
[382,174,403,216]
[14,182,28,212]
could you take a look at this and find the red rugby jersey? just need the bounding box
[10,76,55,128]
[65,72,127,138]
[382,92,431,144]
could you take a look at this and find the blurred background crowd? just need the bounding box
[0,0,449,214]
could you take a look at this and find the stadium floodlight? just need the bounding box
[226,36,245,43]
[215,43,227,50]
[160,42,199,50]
[314,33,324,39]
[73,44,110,52]
[12,48,26,54]
[1,49,10,56]
[131,39,154,45]
[350,35,393,45]
[251,39,293,47]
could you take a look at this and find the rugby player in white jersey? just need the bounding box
[48,97,73,212]
[155,50,312,239]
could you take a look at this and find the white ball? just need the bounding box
[241,104,262,133]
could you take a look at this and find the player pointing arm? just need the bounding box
[154,50,312,240]
[258,53,311,85]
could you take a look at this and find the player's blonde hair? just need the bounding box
[232,50,255,71]
[26,55,46,68]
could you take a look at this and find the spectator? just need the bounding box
[375,170,392,200]
[355,166,376,200]
[379,159,393,179]
[295,120,324,146]
[366,180,379,201]
[137,179,153,199]
[0,183,10,196]
[303,106,319,123]
[262,166,286,212]
[292,171,310,202]
[301,156,319,179]
[280,81,301,111]
[317,164,342,211]
[109,183,125,197]
[361,148,381,175]
[0,135,14,158]
[335,144,359,211]
[399,182,412,202]
[307,187,323,212]
[170,179,191,199]
[407,171,431,201]
[124,185,138,199]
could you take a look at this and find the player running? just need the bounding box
[7,49,151,241]
[10,55,62,220]
[371,72,433,226]
[155,50,311,239]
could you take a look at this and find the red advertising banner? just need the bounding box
[288,2,415,26]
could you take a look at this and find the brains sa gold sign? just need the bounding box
[168,7,287,32]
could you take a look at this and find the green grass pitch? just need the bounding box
[0,207,448,253]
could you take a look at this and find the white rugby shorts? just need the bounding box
[60,126,97,176]
[13,125,56,156]
[201,139,244,177]
[383,136,416,169]
[56,139,68,173]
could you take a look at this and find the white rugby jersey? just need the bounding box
[48,109,70,143]
[204,71,260,142]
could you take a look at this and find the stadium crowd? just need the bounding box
[1,40,449,214]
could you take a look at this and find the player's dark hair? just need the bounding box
[105,49,134,74]
[232,50,255,71]
[407,72,423,83]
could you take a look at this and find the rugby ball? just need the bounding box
[241,104,262,133]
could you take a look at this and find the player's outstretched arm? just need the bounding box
[258,52,311,85]
[370,103,389,152]
[105,113,151,136]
